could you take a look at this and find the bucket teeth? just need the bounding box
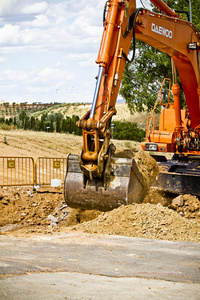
[64,154,147,211]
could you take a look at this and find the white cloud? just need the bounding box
[0,56,6,63]
[0,0,48,17]
[37,67,75,82]
[0,69,28,83]
[0,24,20,45]
[21,1,48,14]
[25,14,50,27]
[0,0,103,52]
[0,0,149,103]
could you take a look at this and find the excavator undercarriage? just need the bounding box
[152,155,200,197]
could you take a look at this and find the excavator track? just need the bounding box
[152,156,200,196]
[64,154,147,211]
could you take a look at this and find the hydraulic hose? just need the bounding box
[122,8,143,64]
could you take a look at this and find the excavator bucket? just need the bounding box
[64,154,147,211]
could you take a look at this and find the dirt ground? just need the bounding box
[0,129,199,242]
[0,185,199,242]
[0,129,141,159]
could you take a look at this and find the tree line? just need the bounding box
[0,110,82,135]
[0,110,145,142]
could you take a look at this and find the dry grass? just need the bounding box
[0,129,142,159]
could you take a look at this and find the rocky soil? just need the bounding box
[0,185,199,242]
[74,199,200,242]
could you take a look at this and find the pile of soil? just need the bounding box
[72,201,200,242]
[0,185,199,242]
[170,194,200,219]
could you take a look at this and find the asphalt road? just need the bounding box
[0,232,200,299]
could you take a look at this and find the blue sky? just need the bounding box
[0,0,152,103]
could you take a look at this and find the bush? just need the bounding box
[0,123,12,130]
[112,120,145,142]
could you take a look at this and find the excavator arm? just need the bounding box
[64,0,200,210]
[76,0,137,180]
[65,0,147,210]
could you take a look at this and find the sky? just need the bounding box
[0,0,152,104]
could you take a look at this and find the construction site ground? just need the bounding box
[0,129,200,299]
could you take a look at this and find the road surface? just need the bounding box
[0,232,199,299]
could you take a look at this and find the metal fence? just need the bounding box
[0,157,34,186]
[35,157,67,186]
[0,156,67,187]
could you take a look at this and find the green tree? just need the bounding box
[40,114,45,131]
[163,0,200,30]
[55,112,63,132]
[35,118,41,131]
[0,117,5,124]
[50,119,54,132]
[30,116,36,130]
[13,117,17,126]
[112,121,145,142]
[19,110,28,129]
[24,115,30,129]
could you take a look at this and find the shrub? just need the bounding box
[111,120,145,142]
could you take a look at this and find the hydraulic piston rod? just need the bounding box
[89,66,104,119]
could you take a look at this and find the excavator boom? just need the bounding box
[65,0,147,211]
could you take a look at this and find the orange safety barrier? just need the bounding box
[35,157,67,186]
[0,157,34,186]
[0,156,67,187]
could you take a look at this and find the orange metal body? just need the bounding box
[150,0,178,17]
[94,0,136,121]
[135,10,200,128]
[78,0,200,178]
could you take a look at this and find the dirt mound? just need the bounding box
[72,202,200,242]
[115,149,159,196]
[170,194,200,219]
[143,188,173,206]
[0,186,199,243]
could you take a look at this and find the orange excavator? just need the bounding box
[64,0,200,211]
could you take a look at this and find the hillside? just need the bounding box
[0,129,142,159]
[0,101,159,130]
